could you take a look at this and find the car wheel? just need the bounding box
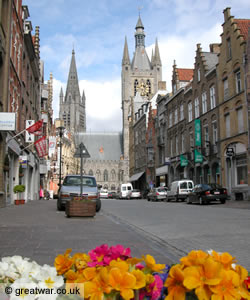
[147,197,150,201]
[176,196,178,202]
[96,199,101,212]
[57,200,64,211]
[187,197,192,204]
[199,197,204,205]
[220,199,226,204]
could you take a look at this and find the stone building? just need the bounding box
[122,15,163,182]
[217,8,250,200]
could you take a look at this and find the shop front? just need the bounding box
[155,165,168,187]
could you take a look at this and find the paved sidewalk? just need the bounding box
[0,200,176,266]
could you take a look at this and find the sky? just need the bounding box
[23,0,250,132]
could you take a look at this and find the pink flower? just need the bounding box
[147,275,163,300]
[135,263,145,270]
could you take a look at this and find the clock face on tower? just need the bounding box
[136,80,149,96]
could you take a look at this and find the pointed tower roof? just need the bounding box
[135,15,144,29]
[122,36,130,65]
[153,38,161,66]
[65,49,81,101]
[60,87,64,96]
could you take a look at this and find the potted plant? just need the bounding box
[13,184,25,205]
[19,165,24,177]
[3,154,9,171]
[66,196,96,218]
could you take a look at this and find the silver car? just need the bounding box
[57,175,101,212]
[147,187,168,201]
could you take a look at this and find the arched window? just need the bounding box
[146,79,151,95]
[96,170,101,181]
[89,169,93,176]
[134,79,138,96]
[111,169,116,181]
[119,170,124,182]
[103,170,108,181]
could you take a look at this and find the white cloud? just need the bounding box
[52,77,122,132]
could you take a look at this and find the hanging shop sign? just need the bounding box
[0,113,16,131]
[180,155,188,167]
[195,119,201,146]
[195,149,203,163]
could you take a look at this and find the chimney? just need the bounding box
[158,81,166,90]
[209,43,220,54]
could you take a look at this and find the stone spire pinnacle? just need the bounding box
[65,49,81,101]
[122,36,130,65]
[154,38,161,66]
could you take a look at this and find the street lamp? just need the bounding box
[56,124,65,187]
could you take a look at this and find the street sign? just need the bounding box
[74,142,90,158]
[226,147,234,157]
[25,120,35,143]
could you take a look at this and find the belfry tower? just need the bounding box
[121,15,162,176]
[59,50,86,133]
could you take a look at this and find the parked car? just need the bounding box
[128,189,141,199]
[119,183,133,199]
[100,189,109,198]
[57,175,101,212]
[147,187,167,201]
[108,191,117,199]
[166,180,194,202]
[186,183,228,205]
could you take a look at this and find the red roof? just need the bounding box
[177,68,194,81]
[235,19,250,41]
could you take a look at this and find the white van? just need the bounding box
[119,183,133,199]
[166,180,194,202]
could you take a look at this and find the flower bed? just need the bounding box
[0,245,249,300]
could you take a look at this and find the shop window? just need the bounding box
[236,154,247,185]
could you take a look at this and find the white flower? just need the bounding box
[10,277,37,300]
[0,260,19,280]
[207,249,213,255]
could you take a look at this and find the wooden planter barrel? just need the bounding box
[66,201,96,217]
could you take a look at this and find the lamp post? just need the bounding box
[57,125,65,187]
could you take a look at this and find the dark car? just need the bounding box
[186,183,228,205]
[108,191,117,199]
[57,175,101,212]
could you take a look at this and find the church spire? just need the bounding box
[65,49,81,102]
[153,38,161,66]
[122,36,130,65]
[134,15,145,48]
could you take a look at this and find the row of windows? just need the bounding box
[84,169,123,182]
[168,121,218,157]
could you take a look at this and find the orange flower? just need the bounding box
[210,270,242,300]
[72,253,90,270]
[210,250,236,270]
[164,264,187,300]
[180,250,208,267]
[131,269,146,289]
[109,267,136,300]
[64,269,79,282]
[183,258,222,299]
[54,249,73,275]
[84,279,105,300]
[143,255,165,272]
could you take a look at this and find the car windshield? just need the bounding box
[209,183,222,189]
[63,176,96,187]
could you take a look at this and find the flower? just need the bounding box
[143,255,166,273]
[54,249,73,275]
[164,264,187,300]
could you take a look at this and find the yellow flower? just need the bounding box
[72,253,90,270]
[164,264,187,300]
[54,249,73,275]
[183,258,223,300]
[210,270,242,300]
[180,250,208,267]
[109,267,136,300]
[110,259,129,272]
[126,257,143,265]
[84,279,105,300]
[65,269,79,282]
[143,254,165,272]
[210,251,236,270]
[83,267,97,281]
[131,269,146,289]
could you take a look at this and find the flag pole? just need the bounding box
[21,142,34,152]
[6,129,26,143]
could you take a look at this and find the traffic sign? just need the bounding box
[74,142,90,158]
[226,147,234,157]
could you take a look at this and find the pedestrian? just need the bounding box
[39,186,44,200]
